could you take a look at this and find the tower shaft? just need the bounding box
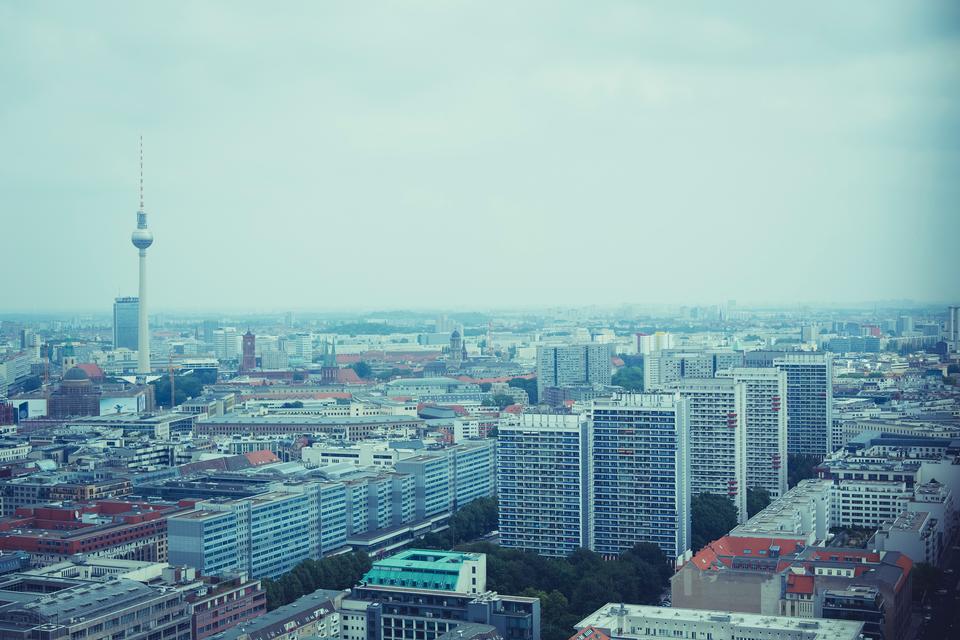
[137,249,150,374]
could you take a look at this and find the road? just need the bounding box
[916,543,960,640]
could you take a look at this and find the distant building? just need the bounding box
[536,344,612,400]
[213,327,239,361]
[643,349,743,390]
[47,366,101,419]
[240,330,256,372]
[113,296,140,350]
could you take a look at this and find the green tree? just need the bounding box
[612,366,644,391]
[508,377,538,404]
[747,487,771,518]
[691,493,738,552]
[788,454,821,488]
[351,361,372,378]
[479,382,493,392]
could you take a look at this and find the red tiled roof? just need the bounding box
[612,356,625,367]
[569,626,611,640]
[688,535,805,572]
[336,368,366,384]
[786,573,814,595]
[243,450,280,466]
[504,404,523,414]
[76,363,105,380]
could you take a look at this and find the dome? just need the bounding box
[63,366,90,382]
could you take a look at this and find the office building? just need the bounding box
[774,353,833,456]
[168,488,323,578]
[718,368,789,498]
[643,349,743,390]
[213,327,239,361]
[589,393,690,563]
[536,344,612,400]
[342,549,540,640]
[113,296,140,350]
[575,603,863,640]
[0,573,191,640]
[213,589,342,640]
[672,538,912,640]
[949,305,960,351]
[672,378,748,522]
[498,414,592,556]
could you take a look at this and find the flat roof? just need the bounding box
[576,604,863,639]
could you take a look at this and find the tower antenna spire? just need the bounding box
[139,135,144,211]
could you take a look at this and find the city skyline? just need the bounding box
[2,1,958,311]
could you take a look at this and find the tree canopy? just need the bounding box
[150,373,206,408]
[456,542,671,640]
[691,493,738,552]
[508,377,538,404]
[417,497,498,550]
[747,487,771,518]
[612,366,644,391]
[262,551,372,610]
[350,361,372,378]
[788,453,821,488]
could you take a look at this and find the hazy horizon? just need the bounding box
[3,1,959,312]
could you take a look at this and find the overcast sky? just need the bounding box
[2,1,958,313]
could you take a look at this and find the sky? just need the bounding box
[1,1,959,313]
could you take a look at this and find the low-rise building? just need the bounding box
[574,603,863,640]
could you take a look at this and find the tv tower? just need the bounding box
[131,137,154,377]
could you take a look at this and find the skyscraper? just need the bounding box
[718,367,789,498]
[774,353,833,456]
[113,297,139,350]
[213,327,239,361]
[589,392,690,563]
[130,138,153,376]
[498,413,592,557]
[536,343,612,400]
[949,305,960,352]
[672,378,748,522]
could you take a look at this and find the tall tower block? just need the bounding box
[130,137,154,376]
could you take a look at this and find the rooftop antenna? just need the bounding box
[139,135,144,211]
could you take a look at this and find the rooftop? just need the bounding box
[576,603,863,639]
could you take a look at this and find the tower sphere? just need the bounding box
[131,227,154,250]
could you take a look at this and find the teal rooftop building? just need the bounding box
[361,549,486,594]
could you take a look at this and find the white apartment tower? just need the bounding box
[719,368,789,498]
[672,378,748,522]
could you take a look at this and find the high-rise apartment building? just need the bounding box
[672,378,747,522]
[643,350,744,390]
[113,297,139,350]
[774,353,833,455]
[213,327,239,361]
[719,368,789,498]
[536,343,612,400]
[949,305,960,351]
[589,393,690,563]
[498,414,592,557]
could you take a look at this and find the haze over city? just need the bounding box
[2,1,959,312]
